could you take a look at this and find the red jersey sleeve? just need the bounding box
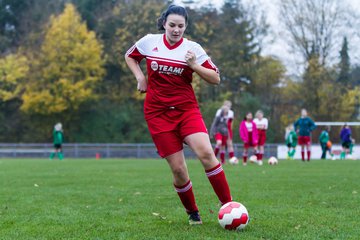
[201,58,219,74]
[126,45,145,63]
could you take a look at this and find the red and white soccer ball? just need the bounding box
[249,155,257,163]
[229,157,239,165]
[268,156,278,165]
[218,201,250,231]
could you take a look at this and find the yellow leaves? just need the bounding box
[0,54,29,101]
[21,3,105,115]
[21,89,67,114]
[340,87,360,119]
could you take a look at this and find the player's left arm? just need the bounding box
[264,118,269,130]
[185,50,220,84]
[310,118,317,132]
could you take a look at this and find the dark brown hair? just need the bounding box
[157,5,188,31]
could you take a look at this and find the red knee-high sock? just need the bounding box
[206,163,232,205]
[214,147,219,157]
[243,154,248,163]
[229,151,234,158]
[301,151,305,161]
[174,180,198,213]
[220,151,225,164]
[307,151,311,161]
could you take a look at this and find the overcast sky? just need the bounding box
[175,0,360,75]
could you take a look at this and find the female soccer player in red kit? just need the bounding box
[214,100,235,161]
[210,105,230,164]
[239,112,259,165]
[125,5,232,225]
[253,110,268,164]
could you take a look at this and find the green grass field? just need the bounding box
[0,158,359,240]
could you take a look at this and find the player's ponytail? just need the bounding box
[157,5,188,31]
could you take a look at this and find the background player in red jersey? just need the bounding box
[210,105,229,164]
[253,110,268,165]
[125,5,232,225]
[239,112,259,166]
[214,100,235,162]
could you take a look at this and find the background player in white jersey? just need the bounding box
[210,105,229,164]
[253,110,268,164]
[214,100,235,162]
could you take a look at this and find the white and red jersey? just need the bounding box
[254,118,268,131]
[215,109,234,123]
[126,34,219,120]
[215,108,234,137]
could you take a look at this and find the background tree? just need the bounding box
[0,53,28,102]
[337,37,350,87]
[213,0,263,95]
[279,0,349,66]
[21,3,105,115]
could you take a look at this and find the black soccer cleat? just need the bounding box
[188,211,202,225]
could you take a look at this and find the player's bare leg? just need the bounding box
[215,139,225,164]
[220,144,226,164]
[227,138,235,159]
[259,145,265,160]
[254,145,262,165]
[166,151,201,224]
[185,132,232,205]
[243,147,248,165]
[166,151,190,186]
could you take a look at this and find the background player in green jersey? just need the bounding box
[285,125,297,159]
[50,123,64,160]
[319,126,334,160]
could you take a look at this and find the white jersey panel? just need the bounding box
[254,118,268,130]
[135,34,210,65]
[215,109,234,121]
[245,122,253,132]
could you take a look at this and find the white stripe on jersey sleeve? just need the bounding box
[135,34,157,56]
[125,44,136,56]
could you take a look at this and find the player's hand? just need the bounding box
[185,50,197,68]
[136,76,147,93]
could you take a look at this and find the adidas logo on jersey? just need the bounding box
[152,47,159,52]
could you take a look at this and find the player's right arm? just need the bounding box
[124,55,147,93]
[125,35,150,93]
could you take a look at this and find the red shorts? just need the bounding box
[244,132,257,148]
[298,136,311,145]
[215,133,227,146]
[258,130,266,146]
[146,108,207,158]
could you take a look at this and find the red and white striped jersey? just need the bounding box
[254,118,268,130]
[215,109,234,122]
[126,34,218,120]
